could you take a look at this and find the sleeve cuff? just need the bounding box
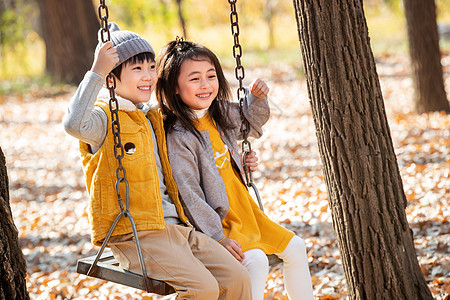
[86,70,105,83]
[213,231,226,242]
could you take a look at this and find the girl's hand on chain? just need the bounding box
[249,78,270,99]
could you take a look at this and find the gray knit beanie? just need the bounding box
[95,22,155,68]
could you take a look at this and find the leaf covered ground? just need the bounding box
[0,54,449,299]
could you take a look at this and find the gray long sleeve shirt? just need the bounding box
[62,71,180,224]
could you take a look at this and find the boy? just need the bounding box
[63,23,251,299]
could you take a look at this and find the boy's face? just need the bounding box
[114,59,157,105]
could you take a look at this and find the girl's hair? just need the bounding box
[112,52,155,80]
[156,39,234,138]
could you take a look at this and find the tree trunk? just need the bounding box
[0,148,30,300]
[292,1,433,299]
[175,0,187,39]
[36,0,99,85]
[403,0,450,114]
[263,0,275,49]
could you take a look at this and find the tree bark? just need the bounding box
[403,0,449,114]
[0,148,30,300]
[36,0,99,85]
[292,1,433,299]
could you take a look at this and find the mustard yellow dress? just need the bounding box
[196,115,294,254]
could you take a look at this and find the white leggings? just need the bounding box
[242,235,313,300]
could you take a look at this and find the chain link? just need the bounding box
[98,0,110,43]
[98,2,129,212]
[228,0,255,186]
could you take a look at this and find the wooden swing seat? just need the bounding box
[77,251,282,294]
[76,251,175,295]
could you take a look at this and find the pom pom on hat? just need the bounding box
[107,22,120,33]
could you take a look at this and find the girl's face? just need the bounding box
[176,58,219,111]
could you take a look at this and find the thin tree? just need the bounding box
[292,0,433,299]
[0,147,30,300]
[263,0,276,49]
[403,0,450,113]
[36,0,99,85]
[175,0,187,39]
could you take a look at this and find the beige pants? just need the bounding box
[109,224,252,300]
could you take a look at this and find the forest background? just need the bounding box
[1,0,450,82]
[0,0,449,299]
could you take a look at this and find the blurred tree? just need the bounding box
[188,0,228,26]
[0,148,29,300]
[175,0,187,38]
[403,0,450,114]
[109,0,177,36]
[0,0,39,60]
[36,0,99,85]
[263,0,276,49]
[293,0,434,299]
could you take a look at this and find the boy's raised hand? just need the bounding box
[249,78,270,99]
[90,41,119,79]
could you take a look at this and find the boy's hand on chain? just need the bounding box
[91,41,119,79]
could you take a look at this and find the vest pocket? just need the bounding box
[92,175,119,217]
[118,123,147,163]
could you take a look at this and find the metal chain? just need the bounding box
[228,0,253,186]
[89,1,152,292]
[98,1,129,212]
[98,0,111,43]
[228,0,264,211]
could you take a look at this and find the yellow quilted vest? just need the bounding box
[79,101,188,246]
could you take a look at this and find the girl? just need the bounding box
[156,39,313,300]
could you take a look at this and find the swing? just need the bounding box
[75,0,174,294]
[228,0,282,267]
[76,0,279,294]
